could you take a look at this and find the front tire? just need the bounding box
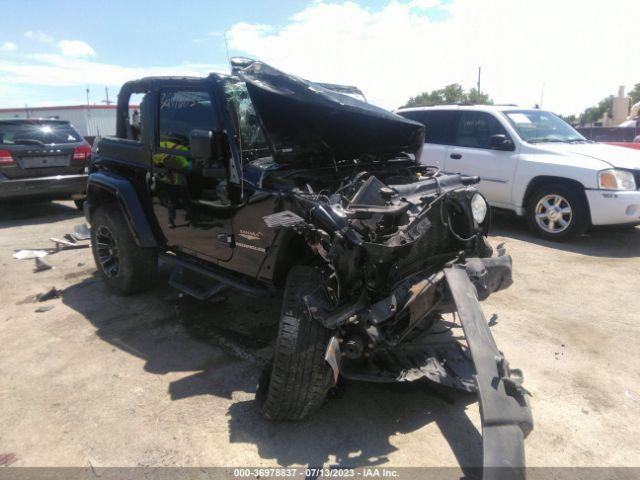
[526,184,589,241]
[90,204,157,295]
[258,266,334,421]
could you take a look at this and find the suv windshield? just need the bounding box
[222,79,271,162]
[0,121,83,146]
[503,110,586,144]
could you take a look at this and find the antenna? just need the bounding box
[540,82,545,109]
[223,32,231,68]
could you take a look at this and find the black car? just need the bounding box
[85,58,532,478]
[0,119,90,207]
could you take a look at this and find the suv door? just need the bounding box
[398,110,457,169]
[445,111,518,206]
[150,87,234,262]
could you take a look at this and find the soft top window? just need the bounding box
[158,89,218,148]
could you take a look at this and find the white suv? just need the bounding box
[396,105,640,240]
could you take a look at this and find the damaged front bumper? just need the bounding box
[444,265,532,480]
[322,256,532,479]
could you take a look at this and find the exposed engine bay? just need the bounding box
[259,160,507,378]
[257,158,531,478]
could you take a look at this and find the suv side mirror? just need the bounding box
[489,134,515,151]
[189,129,226,178]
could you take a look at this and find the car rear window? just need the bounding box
[0,122,83,146]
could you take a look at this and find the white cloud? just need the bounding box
[57,40,95,57]
[0,54,224,87]
[1,41,17,52]
[227,0,640,115]
[24,30,54,44]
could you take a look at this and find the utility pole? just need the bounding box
[540,82,545,109]
[86,87,90,107]
[101,86,113,105]
[477,67,481,99]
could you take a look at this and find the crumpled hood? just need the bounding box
[233,58,425,164]
[542,142,640,170]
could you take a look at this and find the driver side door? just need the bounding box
[444,111,518,207]
[149,87,234,262]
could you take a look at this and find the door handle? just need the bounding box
[450,153,462,159]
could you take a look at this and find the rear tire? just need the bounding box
[90,204,157,295]
[526,184,589,241]
[258,266,334,421]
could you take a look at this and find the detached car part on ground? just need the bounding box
[85,58,532,479]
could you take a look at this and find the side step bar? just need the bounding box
[160,253,269,297]
[168,267,229,301]
[444,266,533,480]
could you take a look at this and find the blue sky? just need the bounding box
[0,0,638,114]
[0,0,308,105]
[2,0,304,65]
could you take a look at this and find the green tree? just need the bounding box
[629,83,640,105]
[579,95,613,125]
[467,87,492,105]
[403,83,493,108]
[560,114,577,125]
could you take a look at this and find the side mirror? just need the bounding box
[189,129,226,178]
[489,134,514,151]
[189,129,214,160]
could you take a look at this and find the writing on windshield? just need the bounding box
[504,110,586,143]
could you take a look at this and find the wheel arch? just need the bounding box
[522,176,591,221]
[85,171,159,248]
[258,228,314,288]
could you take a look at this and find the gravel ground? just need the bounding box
[0,200,639,471]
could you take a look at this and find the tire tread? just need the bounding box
[261,266,333,421]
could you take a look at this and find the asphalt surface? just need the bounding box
[1,200,639,472]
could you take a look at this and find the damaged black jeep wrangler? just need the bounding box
[85,58,532,477]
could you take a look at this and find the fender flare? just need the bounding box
[85,171,158,248]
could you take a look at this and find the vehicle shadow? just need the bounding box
[227,382,481,474]
[61,272,484,473]
[490,210,640,258]
[0,199,82,227]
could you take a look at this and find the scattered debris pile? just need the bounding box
[12,223,91,273]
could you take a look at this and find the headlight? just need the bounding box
[471,192,488,224]
[598,169,636,191]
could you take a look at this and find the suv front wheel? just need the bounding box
[526,184,589,241]
[90,204,158,294]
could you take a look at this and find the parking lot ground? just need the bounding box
[1,201,639,470]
